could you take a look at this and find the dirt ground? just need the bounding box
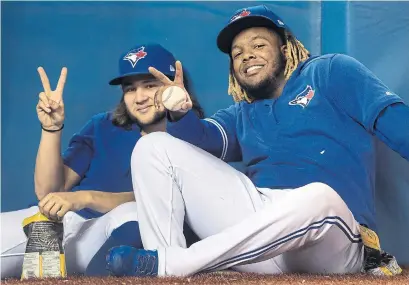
[3,269,408,285]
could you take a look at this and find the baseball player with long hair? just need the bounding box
[106,5,405,277]
[1,43,203,278]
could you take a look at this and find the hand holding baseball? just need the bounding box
[36,67,67,131]
[148,61,192,113]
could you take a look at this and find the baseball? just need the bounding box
[162,86,186,111]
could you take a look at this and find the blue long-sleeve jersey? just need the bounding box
[168,54,409,231]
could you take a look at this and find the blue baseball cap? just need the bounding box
[109,43,176,85]
[217,5,290,54]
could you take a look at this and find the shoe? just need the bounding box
[106,245,158,277]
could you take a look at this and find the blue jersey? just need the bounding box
[168,54,406,231]
[63,112,141,219]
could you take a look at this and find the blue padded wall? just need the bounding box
[346,1,409,265]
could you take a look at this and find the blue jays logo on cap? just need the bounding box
[289,85,315,108]
[123,46,148,68]
[109,43,176,86]
[230,9,251,23]
[217,5,290,54]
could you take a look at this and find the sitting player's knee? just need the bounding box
[135,132,171,150]
[62,210,78,223]
[131,132,172,163]
[104,202,138,236]
[107,202,138,219]
[304,182,348,214]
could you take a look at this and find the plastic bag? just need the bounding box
[20,212,67,279]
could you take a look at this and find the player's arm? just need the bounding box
[167,106,242,162]
[39,190,135,219]
[76,191,135,213]
[38,114,134,219]
[373,103,409,160]
[35,117,95,200]
[34,130,82,200]
[34,66,83,200]
[327,54,409,157]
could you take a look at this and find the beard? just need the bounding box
[128,108,167,129]
[235,52,286,100]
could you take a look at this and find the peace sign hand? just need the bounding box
[36,67,67,130]
[149,61,193,115]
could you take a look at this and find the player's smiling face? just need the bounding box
[231,27,286,99]
[121,74,166,128]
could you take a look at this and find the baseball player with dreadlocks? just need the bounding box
[106,5,405,277]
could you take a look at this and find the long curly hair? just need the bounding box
[112,72,205,130]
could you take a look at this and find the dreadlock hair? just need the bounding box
[228,29,310,103]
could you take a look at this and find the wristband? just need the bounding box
[41,124,64,132]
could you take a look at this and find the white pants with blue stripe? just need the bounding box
[131,133,364,277]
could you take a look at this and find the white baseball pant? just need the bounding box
[131,132,364,277]
[1,201,138,278]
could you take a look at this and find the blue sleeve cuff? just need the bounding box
[374,102,409,160]
[167,110,204,141]
[367,96,404,133]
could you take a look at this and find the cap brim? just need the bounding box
[109,76,126,86]
[217,16,285,54]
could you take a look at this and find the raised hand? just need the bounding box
[36,67,67,130]
[149,61,193,113]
